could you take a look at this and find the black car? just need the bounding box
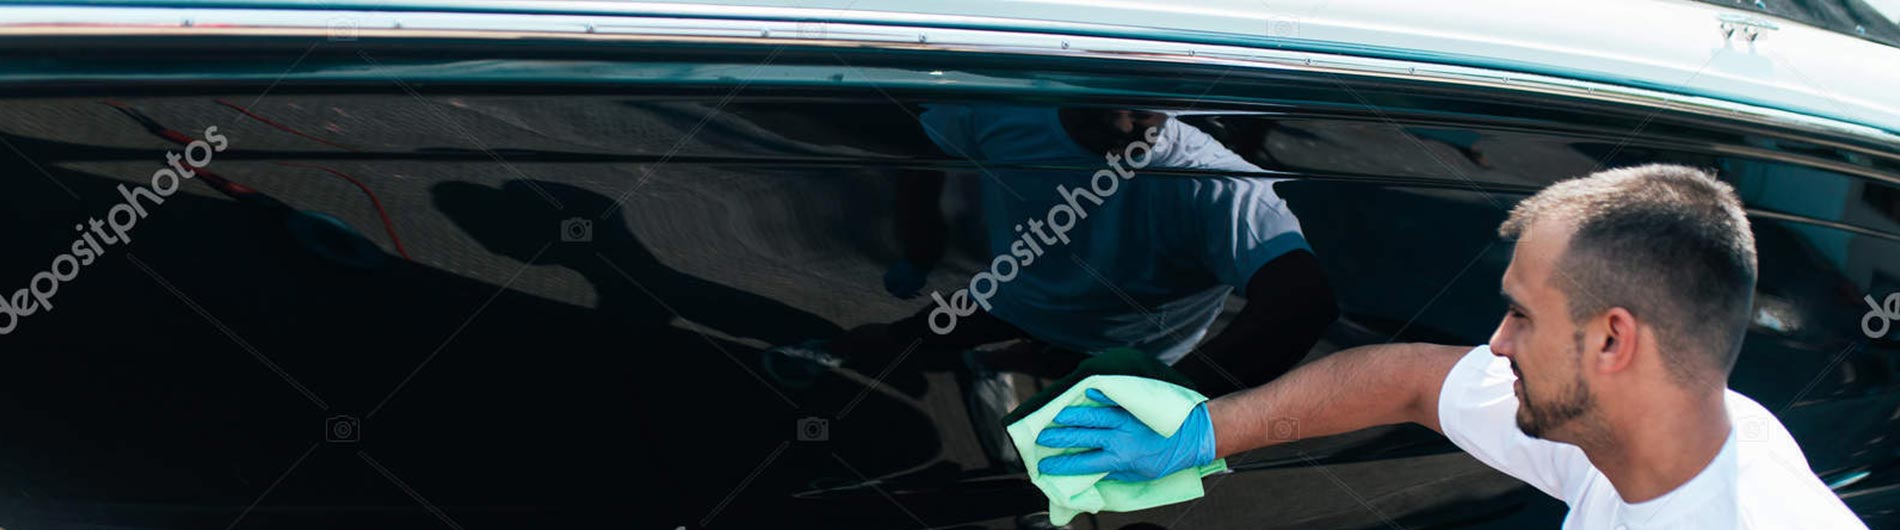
[0,1,1895,529]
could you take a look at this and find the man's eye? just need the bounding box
[1506,307,1526,319]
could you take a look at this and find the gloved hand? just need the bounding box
[1035,389,1216,481]
[882,259,929,299]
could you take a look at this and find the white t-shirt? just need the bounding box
[1438,345,1867,529]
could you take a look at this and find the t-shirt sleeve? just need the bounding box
[1149,120,1310,291]
[1150,117,1263,173]
[1191,182,1309,291]
[1437,345,1592,502]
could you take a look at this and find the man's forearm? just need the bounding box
[1206,342,1469,457]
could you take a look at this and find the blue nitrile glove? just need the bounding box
[882,259,928,299]
[1035,389,1216,482]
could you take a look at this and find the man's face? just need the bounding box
[1489,219,1597,440]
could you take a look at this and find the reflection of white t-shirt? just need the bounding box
[1439,346,1867,529]
[919,105,1306,363]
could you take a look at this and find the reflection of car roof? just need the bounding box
[638,0,1900,136]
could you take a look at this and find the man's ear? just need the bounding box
[1595,307,1639,374]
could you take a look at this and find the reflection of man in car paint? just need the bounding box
[766,104,1337,404]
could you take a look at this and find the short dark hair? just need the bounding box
[1499,164,1757,389]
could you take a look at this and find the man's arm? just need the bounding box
[1035,341,1472,480]
[1037,341,1594,500]
[1207,342,1469,457]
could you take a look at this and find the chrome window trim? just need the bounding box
[1,3,1898,155]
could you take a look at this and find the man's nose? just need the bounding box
[1487,323,1512,358]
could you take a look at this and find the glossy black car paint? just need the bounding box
[0,37,1895,529]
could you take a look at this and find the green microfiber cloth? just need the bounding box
[1002,347,1200,427]
[1005,374,1228,525]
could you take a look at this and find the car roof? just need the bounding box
[14,0,1900,138]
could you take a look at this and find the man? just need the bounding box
[765,104,1337,469]
[766,104,1336,397]
[1035,164,1866,528]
